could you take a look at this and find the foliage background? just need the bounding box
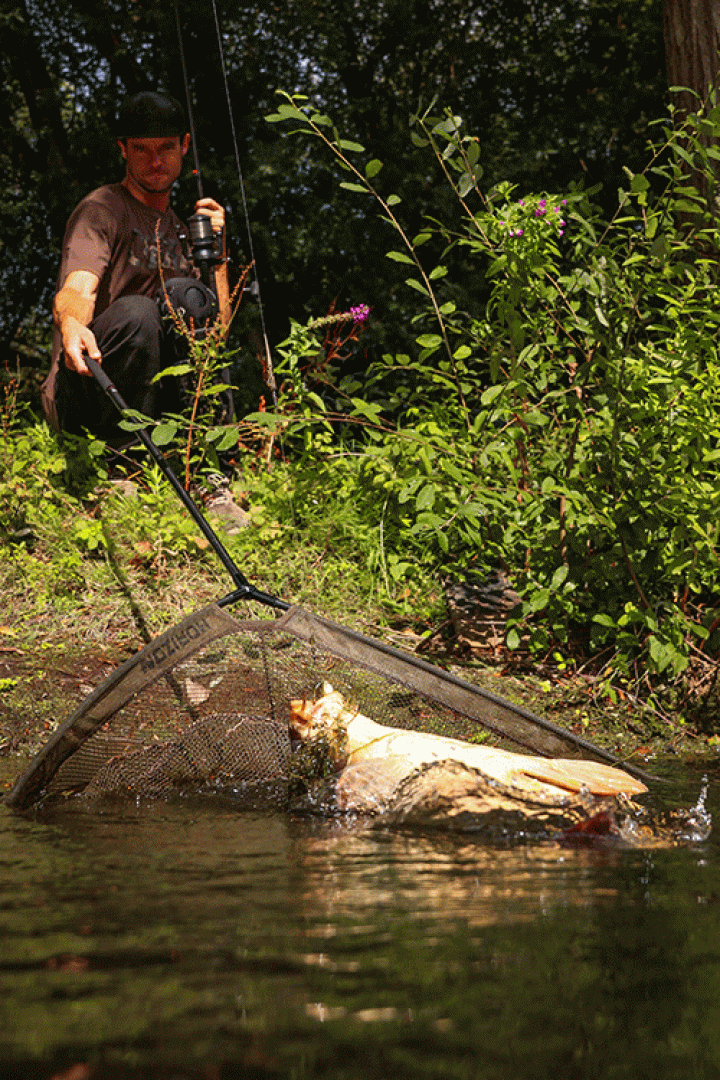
[1,0,669,375]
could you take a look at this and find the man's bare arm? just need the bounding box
[53,270,101,376]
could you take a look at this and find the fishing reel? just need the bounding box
[187,212,261,304]
[158,276,218,342]
[187,213,223,287]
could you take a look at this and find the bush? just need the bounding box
[258,89,720,690]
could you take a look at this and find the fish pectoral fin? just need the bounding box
[518,758,647,797]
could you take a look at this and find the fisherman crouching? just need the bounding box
[42,91,225,447]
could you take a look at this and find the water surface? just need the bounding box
[1,758,718,1079]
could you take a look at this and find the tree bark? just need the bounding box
[663,0,720,204]
[664,0,720,113]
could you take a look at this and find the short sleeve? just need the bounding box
[60,194,119,283]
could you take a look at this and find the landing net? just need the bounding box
[6,603,648,811]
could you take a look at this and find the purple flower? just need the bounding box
[349,303,370,325]
[518,199,525,206]
[535,207,546,217]
[562,199,567,205]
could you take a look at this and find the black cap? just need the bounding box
[116,92,187,139]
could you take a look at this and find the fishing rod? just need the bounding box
[174,2,224,297]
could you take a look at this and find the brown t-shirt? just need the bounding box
[43,183,196,428]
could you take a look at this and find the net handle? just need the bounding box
[86,357,288,612]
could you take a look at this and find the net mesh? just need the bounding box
[44,620,493,802]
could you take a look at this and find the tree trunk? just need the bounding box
[664,0,720,113]
[663,0,720,204]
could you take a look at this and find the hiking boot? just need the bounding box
[204,477,250,534]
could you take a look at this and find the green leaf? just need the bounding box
[405,278,429,295]
[593,302,609,328]
[215,428,239,452]
[527,588,550,613]
[117,409,152,431]
[416,334,442,349]
[386,194,402,206]
[507,628,521,650]
[415,484,436,511]
[339,182,369,193]
[480,384,504,406]
[365,159,383,179]
[151,363,193,382]
[429,265,448,279]
[551,565,569,590]
[152,421,179,446]
[276,101,307,119]
[466,141,480,166]
[242,412,285,431]
[337,139,366,152]
[398,477,423,503]
[630,173,650,192]
[413,232,432,246]
[350,398,384,421]
[386,250,414,264]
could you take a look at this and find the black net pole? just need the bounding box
[86,357,288,611]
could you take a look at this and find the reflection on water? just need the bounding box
[0,760,718,1078]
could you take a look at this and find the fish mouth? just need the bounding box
[288,697,315,740]
[289,683,350,739]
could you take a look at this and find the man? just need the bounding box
[42,91,225,445]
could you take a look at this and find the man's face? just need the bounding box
[118,134,190,196]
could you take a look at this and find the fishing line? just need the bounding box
[174,3,204,200]
[209,0,277,405]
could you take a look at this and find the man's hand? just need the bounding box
[195,198,230,331]
[194,197,225,234]
[54,269,101,376]
[61,318,101,376]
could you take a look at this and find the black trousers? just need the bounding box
[55,295,182,446]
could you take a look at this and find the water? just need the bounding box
[1,759,718,1079]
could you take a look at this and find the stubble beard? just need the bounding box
[125,159,182,199]
[131,171,175,196]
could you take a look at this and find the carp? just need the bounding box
[289,682,647,801]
